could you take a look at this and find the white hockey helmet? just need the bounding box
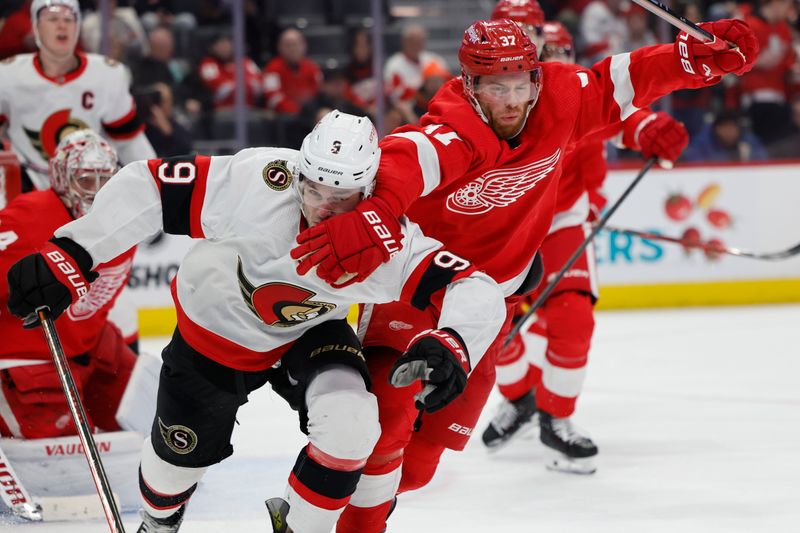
[31,0,81,23]
[297,110,380,192]
[295,110,381,225]
[50,129,118,219]
[31,0,82,50]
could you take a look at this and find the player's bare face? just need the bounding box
[301,180,362,227]
[475,72,533,139]
[37,7,78,57]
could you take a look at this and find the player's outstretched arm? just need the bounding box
[574,18,758,140]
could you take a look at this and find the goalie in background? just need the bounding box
[0,129,158,513]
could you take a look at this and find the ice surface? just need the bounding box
[4,304,799,532]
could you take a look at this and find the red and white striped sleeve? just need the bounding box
[572,44,716,141]
[373,123,474,217]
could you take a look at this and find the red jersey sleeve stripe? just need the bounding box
[189,155,211,238]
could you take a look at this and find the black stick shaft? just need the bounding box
[504,158,657,346]
[37,307,126,533]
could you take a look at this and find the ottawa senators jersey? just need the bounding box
[0,191,135,364]
[373,45,712,293]
[0,53,155,189]
[55,148,506,372]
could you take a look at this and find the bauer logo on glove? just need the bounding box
[389,328,471,413]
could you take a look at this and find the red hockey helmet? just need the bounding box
[541,22,575,62]
[459,19,542,137]
[491,0,545,28]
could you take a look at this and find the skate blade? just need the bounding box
[265,498,292,533]
[544,449,597,475]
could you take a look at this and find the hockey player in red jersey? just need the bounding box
[491,0,545,49]
[0,0,155,200]
[0,129,137,440]
[481,21,690,474]
[6,111,506,533]
[285,17,758,533]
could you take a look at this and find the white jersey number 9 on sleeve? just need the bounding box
[433,250,470,271]
[157,161,196,184]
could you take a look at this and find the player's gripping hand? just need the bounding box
[7,237,97,326]
[291,197,403,288]
[675,19,759,80]
[637,112,689,168]
[389,329,470,413]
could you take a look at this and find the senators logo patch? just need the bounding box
[158,418,198,455]
[24,109,89,161]
[262,160,292,191]
[237,257,334,327]
[445,149,561,215]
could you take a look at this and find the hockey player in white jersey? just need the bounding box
[0,0,155,197]
[6,111,506,533]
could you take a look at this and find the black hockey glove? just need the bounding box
[7,237,97,326]
[389,328,470,413]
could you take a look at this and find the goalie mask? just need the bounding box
[295,110,381,227]
[459,19,542,140]
[50,129,118,219]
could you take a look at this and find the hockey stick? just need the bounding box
[631,0,729,50]
[35,307,126,533]
[504,158,658,346]
[0,442,42,521]
[605,226,800,261]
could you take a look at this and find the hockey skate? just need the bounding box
[539,412,598,475]
[136,504,186,532]
[266,497,293,533]
[481,390,538,450]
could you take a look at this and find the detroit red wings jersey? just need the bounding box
[55,148,505,372]
[375,45,711,292]
[0,191,135,364]
[0,53,152,188]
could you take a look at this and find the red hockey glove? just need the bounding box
[636,112,689,167]
[7,237,97,326]
[389,328,470,413]
[291,197,403,288]
[674,19,759,80]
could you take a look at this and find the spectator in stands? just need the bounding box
[384,24,448,109]
[198,33,262,109]
[300,65,367,128]
[741,0,797,144]
[683,110,768,162]
[620,4,656,51]
[263,28,322,115]
[669,0,711,137]
[81,0,149,63]
[133,0,197,33]
[413,61,452,118]
[345,27,376,113]
[0,0,35,60]
[132,26,179,89]
[135,82,192,157]
[580,0,627,64]
[767,95,800,159]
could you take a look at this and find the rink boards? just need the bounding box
[127,161,800,336]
